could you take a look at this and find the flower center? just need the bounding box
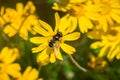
[109,30,117,36]
[98,2,111,15]
[107,29,120,42]
[68,3,85,17]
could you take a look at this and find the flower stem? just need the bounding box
[69,55,87,72]
[38,64,42,75]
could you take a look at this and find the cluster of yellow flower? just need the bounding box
[0,1,37,40]
[0,1,42,80]
[0,0,120,79]
[0,47,42,80]
[53,0,120,61]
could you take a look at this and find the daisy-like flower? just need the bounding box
[93,0,120,32]
[87,53,107,71]
[52,0,99,33]
[0,47,21,80]
[90,26,120,61]
[3,1,38,40]
[17,66,42,80]
[30,13,80,63]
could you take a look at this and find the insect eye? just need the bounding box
[54,36,59,40]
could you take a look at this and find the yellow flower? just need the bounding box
[87,53,107,71]
[94,0,120,32]
[17,66,41,80]
[90,26,120,61]
[52,0,71,12]
[52,0,99,33]
[87,25,105,40]
[0,6,6,27]
[30,13,80,63]
[3,1,37,40]
[0,47,21,80]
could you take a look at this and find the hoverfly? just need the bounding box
[48,32,63,47]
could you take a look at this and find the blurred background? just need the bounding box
[0,0,120,80]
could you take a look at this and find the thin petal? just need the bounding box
[99,17,108,32]
[32,43,47,53]
[59,16,71,33]
[16,3,23,14]
[54,12,60,33]
[116,53,120,59]
[30,37,47,44]
[107,45,119,60]
[33,25,50,36]
[67,16,77,33]
[50,52,56,63]
[37,48,49,64]
[78,16,93,33]
[7,63,21,78]
[20,27,28,40]
[106,15,114,25]
[61,43,76,54]
[110,12,120,23]
[22,66,32,77]
[98,45,109,57]
[39,20,53,33]
[3,25,17,37]
[1,48,18,64]
[0,47,9,60]
[53,47,63,60]
[63,32,80,41]
[28,68,38,80]
[90,41,103,49]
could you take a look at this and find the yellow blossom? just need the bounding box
[17,66,41,80]
[2,1,38,40]
[93,0,120,32]
[90,26,120,61]
[0,47,21,80]
[30,13,80,64]
[52,0,100,33]
[87,53,107,71]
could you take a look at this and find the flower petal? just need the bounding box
[3,25,17,37]
[7,63,21,78]
[78,16,93,33]
[32,43,47,53]
[63,32,80,41]
[50,52,56,63]
[61,43,76,54]
[53,48,63,60]
[30,37,47,44]
[98,45,109,57]
[67,16,77,33]
[37,48,49,64]
[99,17,108,32]
[39,20,53,33]
[0,47,19,64]
[110,12,120,23]
[16,3,23,15]
[20,27,28,40]
[54,12,60,32]
[59,16,71,33]
[33,25,50,36]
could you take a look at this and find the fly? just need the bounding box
[48,32,63,47]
